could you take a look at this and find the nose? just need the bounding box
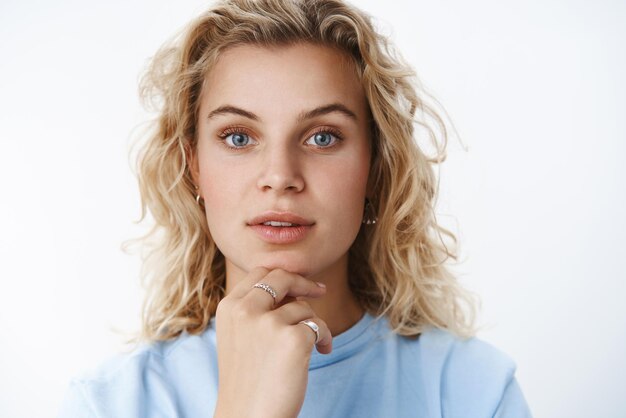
[256,142,304,193]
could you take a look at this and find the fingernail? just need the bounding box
[315,281,326,288]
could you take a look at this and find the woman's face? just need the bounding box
[192,43,371,283]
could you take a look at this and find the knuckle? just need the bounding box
[261,312,282,329]
[215,297,233,316]
[231,302,254,321]
[283,326,308,347]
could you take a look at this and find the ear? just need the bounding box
[365,168,376,201]
[184,142,200,186]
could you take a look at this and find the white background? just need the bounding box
[1,0,625,417]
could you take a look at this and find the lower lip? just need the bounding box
[249,224,313,244]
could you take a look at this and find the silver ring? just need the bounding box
[298,319,320,344]
[252,282,277,305]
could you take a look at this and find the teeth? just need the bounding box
[263,221,296,227]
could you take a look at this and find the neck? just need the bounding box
[297,256,364,336]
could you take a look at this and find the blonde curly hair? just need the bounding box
[127,0,478,342]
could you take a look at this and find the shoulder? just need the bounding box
[421,327,516,383]
[58,329,218,418]
[400,327,521,417]
[72,331,194,385]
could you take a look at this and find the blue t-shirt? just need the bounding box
[58,312,532,417]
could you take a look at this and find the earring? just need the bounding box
[194,185,204,205]
[362,198,377,225]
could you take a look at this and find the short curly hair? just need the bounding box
[128,0,478,342]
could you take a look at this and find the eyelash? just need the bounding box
[216,125,344,151]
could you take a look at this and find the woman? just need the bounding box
[59,0,532,417]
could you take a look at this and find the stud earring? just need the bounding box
[362,198,377,225]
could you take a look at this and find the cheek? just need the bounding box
[319,157,370,225]
[196,150,243,227]
[197,146,244,204]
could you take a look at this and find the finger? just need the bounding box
[228,266,271,299]
[243,269,326,312]
[274,295,297,309]
[297,315,332,353]
[272,300,315,323]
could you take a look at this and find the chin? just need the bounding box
[255,255,315,278]
[260,264,314,278]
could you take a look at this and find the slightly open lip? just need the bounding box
[249,222,314,245]
[247,211,315,226]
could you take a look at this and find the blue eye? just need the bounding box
[225,132,250,147]
[314,133,332,146]
[306,130,341,148]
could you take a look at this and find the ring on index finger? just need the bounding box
[252,282,277,306]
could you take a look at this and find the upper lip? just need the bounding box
[247,211,315,226]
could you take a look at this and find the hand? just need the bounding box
[213,267,332,418]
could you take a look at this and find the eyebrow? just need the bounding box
[207,103,358,122]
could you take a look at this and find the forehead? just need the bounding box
[201,43,368,120]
